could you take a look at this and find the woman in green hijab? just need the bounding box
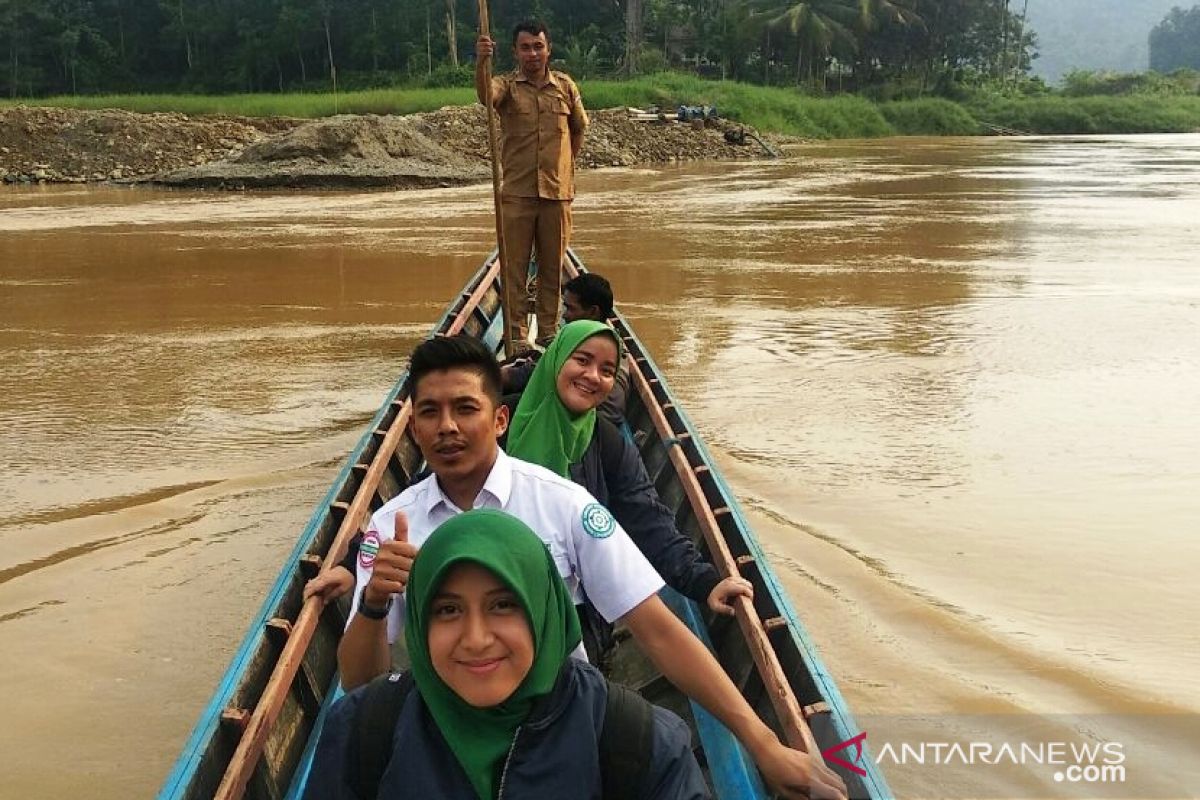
[504,321,752,659]
[303,508,709,800]
[404,508,580,800]
[507,319,622,477]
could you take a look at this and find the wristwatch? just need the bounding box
[357,588,392,620]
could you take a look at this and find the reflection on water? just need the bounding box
[2,134,1199,798]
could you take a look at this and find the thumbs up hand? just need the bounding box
[363,512,418,609]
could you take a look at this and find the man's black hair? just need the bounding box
[407,335,502,404]
[512,19,550,45]
[563,273,615,319]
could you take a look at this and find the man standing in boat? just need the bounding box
[476,20,587,352]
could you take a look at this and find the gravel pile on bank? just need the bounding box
[1,103,776,188]
[0,106,295,184]
[580,108,768,166]
[410,105,769,168]
[159,113,489,189]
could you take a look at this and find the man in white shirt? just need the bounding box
[329,335,846,800]
[345,446,660,660]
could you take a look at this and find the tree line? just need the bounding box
[4,0,1042,98]
[1150,5,1200,73]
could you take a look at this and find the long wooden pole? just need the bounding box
[477,0,511,352]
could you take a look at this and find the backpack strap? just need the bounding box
[600,681,655,800]
[346,671,650,800]
[347,671,414,800]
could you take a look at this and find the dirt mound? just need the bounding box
[158,113,488,189]
[0,106,291,183]
[1,103,777,189]
[581,108,765,166]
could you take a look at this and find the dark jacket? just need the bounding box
[302,658,709,800]
[568,417,721,606]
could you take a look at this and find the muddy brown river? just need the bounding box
[2,134,1198,798]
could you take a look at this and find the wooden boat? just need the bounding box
[158,250,893,800]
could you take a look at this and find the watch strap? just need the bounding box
[357,588,392,620]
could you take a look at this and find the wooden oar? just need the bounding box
[477,0,511,353]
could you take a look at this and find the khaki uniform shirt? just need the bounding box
[491,69,588,200]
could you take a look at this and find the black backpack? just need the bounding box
[346,671,655,800]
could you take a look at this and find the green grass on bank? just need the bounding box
[880,98,981,135]
[582,72,896,138]
[0,87,477,118]
[4,75,1199,137]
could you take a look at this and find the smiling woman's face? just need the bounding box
[427,562,534,707]
[555,334,618,415]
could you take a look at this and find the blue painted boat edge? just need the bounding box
[618,321,896,800]
[662,589,770,800]
[157,256,494,799]
[156,421,382,798]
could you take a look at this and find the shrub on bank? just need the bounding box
[580,73,893,138]
[970,95,1200,134]
[880,99,981,135]
[1061,69,1200,97]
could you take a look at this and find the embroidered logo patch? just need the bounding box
[359,532,381,569]
[581,503,615,539]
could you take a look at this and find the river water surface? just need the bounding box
[2,135,1198,799]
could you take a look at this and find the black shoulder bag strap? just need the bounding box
[595,417,626,481]
[347,671,414,800]
[600,681,655,800]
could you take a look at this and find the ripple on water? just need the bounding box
[0,321,418,523]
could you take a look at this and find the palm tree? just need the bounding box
[850,0,924,85]
[856,0,923,29]
[758,0,859,85]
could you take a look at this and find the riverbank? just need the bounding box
[4,73,1199,186]
[0,103,777,188]
[6,72,1200,137]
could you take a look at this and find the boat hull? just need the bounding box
[158,251,892,800]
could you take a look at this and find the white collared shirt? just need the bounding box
[348,449,665,650]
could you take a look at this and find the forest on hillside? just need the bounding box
[4,0,1037,97]
[1023,0,1181,81]
[1151,5,1200,72]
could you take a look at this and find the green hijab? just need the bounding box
[404,509,582,800]
[506,320,623,477]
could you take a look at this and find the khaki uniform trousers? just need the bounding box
[501,196,571,347]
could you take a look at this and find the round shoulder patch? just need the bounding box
[581,503,616,539]
[359,531,381,570]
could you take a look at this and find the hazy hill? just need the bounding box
[1026,0,1184,82]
